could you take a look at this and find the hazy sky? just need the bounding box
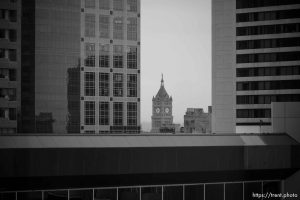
[141,0,212,127]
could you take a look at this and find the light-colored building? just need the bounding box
[212,0,300,133]
[0,0,20,134]
[151,75,173,133]
[184,107,211,134]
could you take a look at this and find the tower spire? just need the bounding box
[161,73,164,87]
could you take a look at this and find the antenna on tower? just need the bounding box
[161,73,164,87]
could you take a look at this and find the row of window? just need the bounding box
[236,51,300,63]
[84,72,137,97]
[0,128,16,134]
[237,80,300,91]
[0,9,17,22]
[85,0,138,12]
[0,181,281,200]
[236,9,300,22]
[0,29,17,42]
[236,109,271,118]
[84,101,137,126]
[236,0,300,9]
[236,66,300,77]
[236,37,300,50]
[0,88,16,101]
[85,15,138,40]
[236,23,300,36]
[0,49,17,61]
[85,44,137,68]
[237,94,300,104]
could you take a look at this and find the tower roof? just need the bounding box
[155,74,170,99]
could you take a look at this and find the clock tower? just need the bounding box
[151,75,173,133]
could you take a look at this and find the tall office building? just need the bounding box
[212,0,300,133]
[0,0,20,134]
[1,0,141,134]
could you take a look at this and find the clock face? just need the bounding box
[155,108,160,113]
[165,108,169,113]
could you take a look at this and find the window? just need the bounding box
[236,66,300,77]
[100,44,110,67]
[9,29,16,42]
[113,45,123,68]
[99,102,109,125]
[84,72,95,96]
[113,0,123,11]
[113,73,123,96]
[0,49,5,58]
[99,73,109,96]
[237,51,300,63]
[0,88,16,101]
[127,46,137,69]
[85,0,95,8]
[236,0,300,9]
[99,15,110,38]
[9,108,16,120]
[113,102,123,126]
[99,0,110,10]
[127,0,137,12]
[8,49,16,61]
[0,9,6,20]
[127,74,137,97]
[0,29,5,39]
[9,10,17,22]
[127,18,137,41]
[85,14,95,37]
[85,43,95,67]
[237,109,271,118]
[127,102,137,126]
[84,101,95,125]
[113,17,123,39]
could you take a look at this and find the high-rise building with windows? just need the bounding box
[212,0,300,133]
[0,0,20,134]
[0,0,140,134]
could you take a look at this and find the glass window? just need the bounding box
[205,184,224,200]
[8,30,16,42]
[113,45,123,68]
[99,102,109,125]
[8,49,16,61]
[113,73,123,96]
[9,10,17,22]
[0,48,5,58]
[99,44,110,68]
[99,0,110,10]
[127,0,137,12]
[94,188,117,200]
[113,0,123,11]
[85,0,95,8]
[113,17,123,39]
[69,189,93,200]
[225,183,243,200]
[185,185,204,200]
[127,18,137,41]
[84,72,95,96]
[127,102,137,126]
[44,191,68,200]
[127,46,137,69]
[85,14,95,37]
[99,15,110,39]
[141,187,162,200]
[127,74,137,97]
[0,29,5,39]
[99,73,109,96]
[85,43,95,67]
[244,182,262,200]
[84,101,95,125]
[163,186,183,200]
[113,102,123,126]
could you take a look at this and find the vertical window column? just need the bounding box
[99,73,109,96]
[113,102,123,126]
[127,46,137,69]
[113,73,123,97]
[99,102,109,125]
[127,18,137,41]
[84,101,95,125]
[113,17,124,39]
[85,14,95,37]
[99,15,110,39]
[113,0,124,11]
[127,0,137,12]
[84,72,95,96]
[113,45,123,68]
[99,44,110,68]
[127,74,137,97]
[85,43,95,67]
[99,0,110,10]
[127,102,137,126]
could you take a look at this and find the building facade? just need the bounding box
[0,0,20,134]
[0,0,141,134]
[212,0,300,133]
[151,75,173,133]
[184,107,211,134]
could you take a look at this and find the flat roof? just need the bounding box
[0,133,298,149]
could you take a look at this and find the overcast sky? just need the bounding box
[140,0,211,128]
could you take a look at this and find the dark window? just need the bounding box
[113,102,123,126]
[237,109,271,118]
[84,72,95,96]
[237,51,300,63]
[44,191,68,200]
[9,10,17,22]
[127,74,137,97]
[237,80,300,91]
[84,101,95,125]
[8,30,16,42]
[237,66,300,77]
[0,29,5,39]
[236,23,300,36]
[16,191,42,200]
[236,0,300,9]
[85,43,95,67]
[99,44,110,67]
[0,49,5,58]
[237,9,300,22]
[237,37,300,50]
[8,49,16,61]
[127,102,137,126]
[127,46,137,68]
[99,102,109,125]
[113,73,123,96]
[263,181,281,199]
[99,73,109,96]
[113,45,123,68]
[225,183,243,200]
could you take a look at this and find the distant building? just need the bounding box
[151,75,173,133]
[184,107,211,133]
